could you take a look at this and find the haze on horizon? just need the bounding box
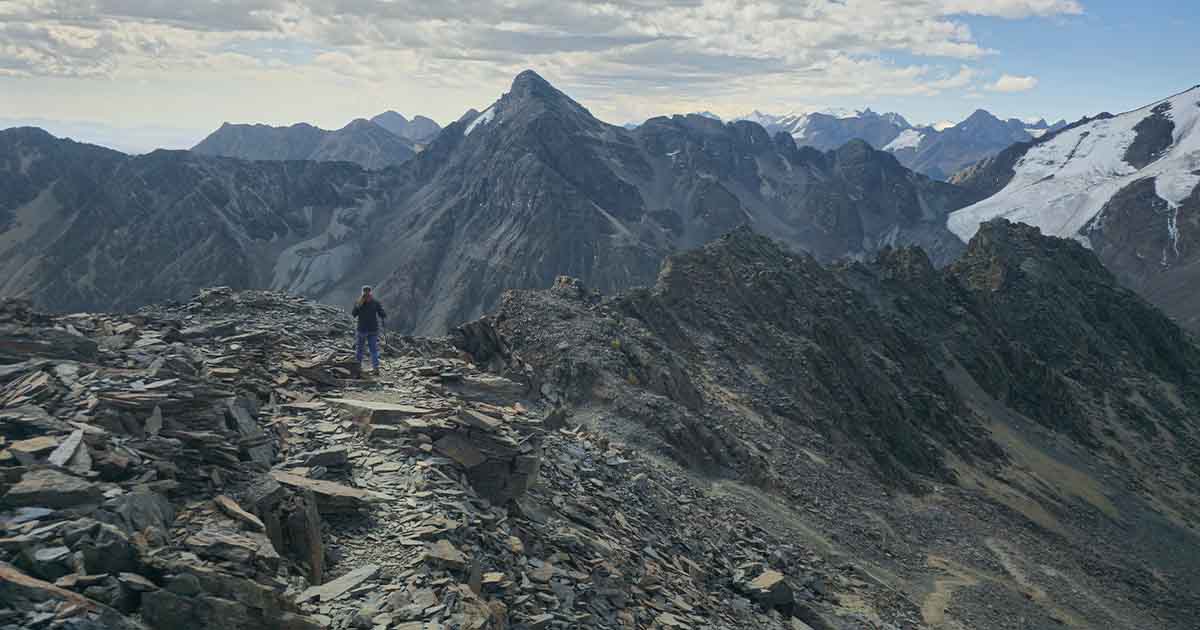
[0,0,1194,153]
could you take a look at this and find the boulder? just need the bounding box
[110,489,175,535]
[78,523,139,574]
[3,468,102,508]
[20,545,74,581]
[742,569,794,609]
[184,527,280,573]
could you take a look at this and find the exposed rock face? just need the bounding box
[192,118,416,169]
[457,221,1200,628]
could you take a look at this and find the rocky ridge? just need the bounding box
[1,288,907,630]
[192,119,417,170]
[456,221,1200,629]
[738,109,1067,180]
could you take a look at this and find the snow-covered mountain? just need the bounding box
[949,85,1200,328]
[735,108,1064,180]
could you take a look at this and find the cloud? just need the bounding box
[986,74,1040,92]
[0,0,1081,129]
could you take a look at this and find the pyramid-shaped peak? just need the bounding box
[511,69,555,93]
[964,109,999,122]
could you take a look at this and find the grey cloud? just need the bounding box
[0,0,1083,116]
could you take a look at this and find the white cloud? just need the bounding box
[0,0,1081,135]
[986,74,1040,92]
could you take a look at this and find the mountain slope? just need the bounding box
[460,221,1200,629]
[948,85,1200,328]
[0,127,384,313]
[192,118,416,169]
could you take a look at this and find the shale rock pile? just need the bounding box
[3,288,863,630]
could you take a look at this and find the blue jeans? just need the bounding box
[355,331,380,369]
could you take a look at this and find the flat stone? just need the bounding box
[46,430,84,467]
[368,425,405,440]
[746,569,793,608]
[3,468,102,508]
[270,471,393,513]
[426,540,467,571]
[302,447,349,468]
[281,402,327,411]
[9,436,59,464]
[117,572,158,592]
[297,563,380,603]
[457,409,502,431]
[326,398,434,425]
[214,495,266,532]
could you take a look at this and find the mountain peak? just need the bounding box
[510,69,554,94]
[373,110,409,125]
[964,109,999,123]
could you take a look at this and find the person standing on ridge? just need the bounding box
[352,285,386,374]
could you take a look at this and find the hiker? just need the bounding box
[352,285,386,373]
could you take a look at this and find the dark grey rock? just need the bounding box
[2,469,102,508]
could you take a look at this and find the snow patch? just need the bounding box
[465,106,496,135]
[884,129,925,152]
[948,87,1200,243]
[1026,128,1049,139]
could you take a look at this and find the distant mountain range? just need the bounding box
[0,72,968,335]
[191,113,444,170]
[652,108,1068,181]
[2,72,1198,336]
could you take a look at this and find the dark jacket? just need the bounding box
[352,299,386,333]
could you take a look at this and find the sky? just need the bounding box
[0,0,1195,153]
